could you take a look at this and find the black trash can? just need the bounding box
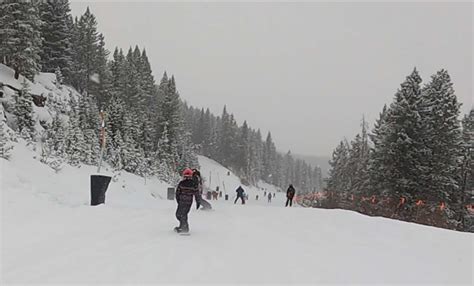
[90,175,111,206]
[167,187,175,200]
[225,194,229,201]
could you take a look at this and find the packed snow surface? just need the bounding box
[2,143,472,285]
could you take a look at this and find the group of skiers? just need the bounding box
[174,168,298,233]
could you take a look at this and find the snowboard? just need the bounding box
[200,198,212,210]
[174,227,191,236]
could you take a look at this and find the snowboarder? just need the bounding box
[264,191,267,196]
[174,168,201,233]
[286,184,296,207]
[273,193,275,198]
[193,169,212,210]
[267,192,272,203]
[256,194,259,200]
[235,186,245,204]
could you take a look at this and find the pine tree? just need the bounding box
[71,7,101,93]
[236,121,251,181]
[91,33,112,108]
[176,129,199,173]
[140,48,156,98]
[369,105,390,194]
[370,69,424,200]
[15,80,35,139]
[217,106,237,167]
[345,117,370,195]
[0,120,13,160]
[420,70,463,207]
[327,141,350,192]
[40,114,66,171]
[263,132,277,183]
[155,125,178,183]
[109,129,124,171]
[39,0,72,78]
[55,67,64,87]
[157,74,183,165]
[461,109,474,229]
[110,48,127,98]
[65,112,85,166]
[0,1,42,80]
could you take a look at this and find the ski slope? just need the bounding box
[1,143,473,285]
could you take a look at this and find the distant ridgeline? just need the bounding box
[0,1,324,193]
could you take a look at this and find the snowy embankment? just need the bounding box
[0,64,79,132]
[1,142,473,285]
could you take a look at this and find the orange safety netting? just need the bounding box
[439,202,445,211]
[415,200,424,206]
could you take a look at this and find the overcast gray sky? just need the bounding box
[70,1,472,157]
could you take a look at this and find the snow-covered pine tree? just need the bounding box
[156,74,183,169]
[370,69,424,201]
[109,129,124,171]
[176,129,199,174]
[369,104,390,194]
[345,117,370,195]
[420,70,463,212]
[91,33,112,108]
[217,106,237,167]
[201,108,213,157]
[327,140,350,192]
[39,0,72,78]
[140,48,156,99]
[192,108,205,147]
[106,95,125,140]
[314,166,323,192]
[110,48,128,98]
[154,124,178,183]
[120,114,141,173]
[236,120,250,179]
[283,150,295,189]
[15,80,35,140]
[65,111,85,166]
[0,1,42,80]
[461,109,474,230]
[0,120,13,160]
[40,114,66,172]
[263,132,277,184]
[124,46,145,109]
[71,7,100,93]
[55,67,64,87]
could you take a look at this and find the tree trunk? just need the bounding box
[14,69,20,80]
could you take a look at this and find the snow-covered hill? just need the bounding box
[198,155,283,204]
[1,64,472,285]
[0,64,79,134]
[1,140,473,285]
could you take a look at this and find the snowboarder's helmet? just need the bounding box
[183,168,193,177]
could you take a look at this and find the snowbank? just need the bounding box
[0,64,79,134]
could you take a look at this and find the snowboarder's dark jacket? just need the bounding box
[176,178,201,206]
[192,173,203,194]
[236,186,245,196]
[287,186,295,198]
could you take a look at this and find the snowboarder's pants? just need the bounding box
[234,195,245,204]
[176,203,192,229]
[285,197,293,207]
